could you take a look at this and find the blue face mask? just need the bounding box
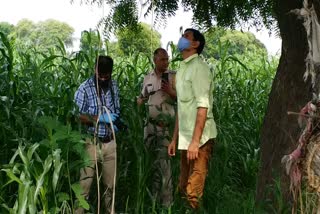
[177,37,190,52]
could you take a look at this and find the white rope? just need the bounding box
[93,57,117,214]
[91,1,118,213]
[102,106,117,214]
[94,59,102,214]
[93,80,117,214]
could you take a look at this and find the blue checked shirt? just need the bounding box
[74,76,120,138]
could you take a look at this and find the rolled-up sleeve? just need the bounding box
[192,63,212,108]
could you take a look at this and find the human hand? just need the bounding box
[137,96,144,106]
[168,141,176,156]
[187,141,199,160]
[99,113,118,124]
[161,80,170,93]
[161,81,176,98]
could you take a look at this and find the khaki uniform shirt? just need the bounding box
[141,70,176,123]
[176,54,217,150]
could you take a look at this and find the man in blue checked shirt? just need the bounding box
[74,55,120,214]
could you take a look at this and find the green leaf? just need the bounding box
[28,186,36,214]
[57,192,70,202]
[1,169,22,185]
[18,145,29,168]
[27,143,40,160]
[34,155,53,204]
[18,173,30,214]
[71,183,89,210]
[52,149,63,191]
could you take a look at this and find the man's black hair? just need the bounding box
[184,28,205,54]
[153,48,167,58]
[95,55,113,74]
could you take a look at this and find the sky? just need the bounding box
[0,0,282,55]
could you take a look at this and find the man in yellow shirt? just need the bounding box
[168,28,217,209]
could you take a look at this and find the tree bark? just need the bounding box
[256,0,311,205]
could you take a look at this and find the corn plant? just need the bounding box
[0,117,89,213]
[0,31,282,213]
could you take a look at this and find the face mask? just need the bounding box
[177,37,191,52]
[99,79,109,89]
[94,75,110,89]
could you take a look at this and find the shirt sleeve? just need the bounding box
[74,86,88,114]
[140,75,148,97]
[191,62,212,108]
[112,80,121,114]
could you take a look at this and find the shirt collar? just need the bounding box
[183,53,198,63]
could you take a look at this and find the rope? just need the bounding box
[90,1,117,213]
[89,0,157,212]
[90,0,118,208]
[93,56,117,214]
[94,56,102,214]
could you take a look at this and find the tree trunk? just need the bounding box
[256,0,311,205]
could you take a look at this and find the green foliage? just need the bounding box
[203,27,268,59]
[105,40,122,56]
[11,19,74,51]
[114,23,161,56]
[79,0,276,37]
[79,29,105,56]
[0,31,282,213]
[96,0,139,39]
[0,22,14,36]
[0,117,88,213]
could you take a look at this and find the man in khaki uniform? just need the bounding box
[137,48,176,207]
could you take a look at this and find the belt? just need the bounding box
[97,136,113,143]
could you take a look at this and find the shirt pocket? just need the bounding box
[146,84,155,95]
[177,78,193,102]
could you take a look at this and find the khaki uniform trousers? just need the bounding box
[179,140,213,209]
[75,139,116,214]
[144,122,173,207]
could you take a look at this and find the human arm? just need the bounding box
[79,114,98,125]
[137,96,147,106]
[161,73,177,99]
[74,83,116,126]
[74,86,97,125]
[161,80,176,99]
[187,107,207,160]
[187,62,212,160]
[137,76,149,105]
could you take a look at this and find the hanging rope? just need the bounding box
[90,2,117,213]
[93,60,117,214]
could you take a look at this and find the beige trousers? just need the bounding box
[75,139,116,214]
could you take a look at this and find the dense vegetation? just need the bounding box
[0,29,278,213]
